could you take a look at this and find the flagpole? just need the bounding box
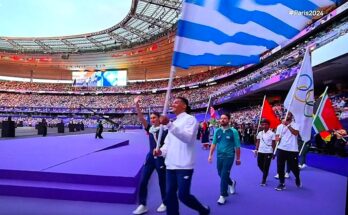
[273,104,292,155]
[156,65,176,149]
[312,86,329,134]
[148,106,151,124]
[256,95,266,137]
[299,86,329,156]
[273,76,299,155]
[204,95,212,122]
[333,130,347,143]
[274,48,312,156]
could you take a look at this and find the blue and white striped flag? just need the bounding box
[173,0,337,69]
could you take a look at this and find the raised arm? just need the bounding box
[287,124,299,136]
[134,96,148,128]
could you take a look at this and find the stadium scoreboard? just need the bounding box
[72,69,127,87]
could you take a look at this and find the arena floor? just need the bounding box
[0,127,97,139]
[0,131,346,215]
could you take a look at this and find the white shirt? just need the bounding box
[276,122,299,152]
[161,112,199,170]
[257,130,275,153]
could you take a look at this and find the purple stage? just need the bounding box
[0,132,148,204]
[0,131,346,215]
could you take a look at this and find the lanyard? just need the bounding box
[261,131,272,146]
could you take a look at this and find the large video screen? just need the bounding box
[72,70,127,87]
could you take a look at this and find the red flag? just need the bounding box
[319,131,332,142]
[313,89,342,133]
[210,106,217,119]
[261,100,281,129]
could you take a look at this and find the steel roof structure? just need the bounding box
[0,0,182,54]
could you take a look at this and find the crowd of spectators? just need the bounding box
[2,90,346,132]
[0,67,234,93]
[0,114,142,128]
[0,16,346,117]
[330,93,348,119]
[0,52,302,111]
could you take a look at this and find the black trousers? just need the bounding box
[139,154,166,206]
[277,149,300,184]
[335,139,347,157]
[257,153,272,181]
[95,131,103,139]
[166,169,208,215]
[42,127,47,137]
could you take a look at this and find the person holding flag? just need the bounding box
[333,129,347,157]
[133,97,168,214]
[210,106,217,119]
[153,0,325,199]
[275,112,301,191]
[313,87,346,157]
[255,119,276,186]
[208,113,241,205]
[254,96,286,178]
[274,48,314,191]
[259,96,281,131]
[154,97,210,215]
[201,121,210,150]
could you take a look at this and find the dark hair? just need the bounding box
[176,97,192,114]
[151,112,160,118]
[221,113,231,120]
[261,118,270,125]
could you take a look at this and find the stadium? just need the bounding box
[0,0,347,214]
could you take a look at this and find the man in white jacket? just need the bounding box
[154,97,210,215]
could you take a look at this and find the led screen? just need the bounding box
[72,70,127,87]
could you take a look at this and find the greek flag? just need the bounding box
[173,0,337,69]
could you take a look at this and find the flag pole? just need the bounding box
[255,95,266,137]
[203,95,212,122]
[273,100,293,155]
[312,86,329,133]
[156,65,176,149]
[273,49,310,156]
[299,86,329,155]
[334,130,347,143]
[148,106,151,124]
[273,65,303,156]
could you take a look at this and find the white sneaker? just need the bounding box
[285,172,290,178]
[300,164,306,169]
[229,180,236,194]
[156,203,166,213]
[133,204,148,214]
[274,174,279,179]
[217,196,226,205]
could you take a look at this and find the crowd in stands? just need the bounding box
[0,114,142,128]
[330,93,348,119]
[0,53,302,111]
[1,16,346,97]
[212,16,348,103]
[0,16,347,114]
[0,67,233,93]
[0,16,347,123]
[2,91,346,151]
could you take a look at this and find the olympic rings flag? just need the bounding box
[283,48,314,142]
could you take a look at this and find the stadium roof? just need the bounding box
[0,0,182,54]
